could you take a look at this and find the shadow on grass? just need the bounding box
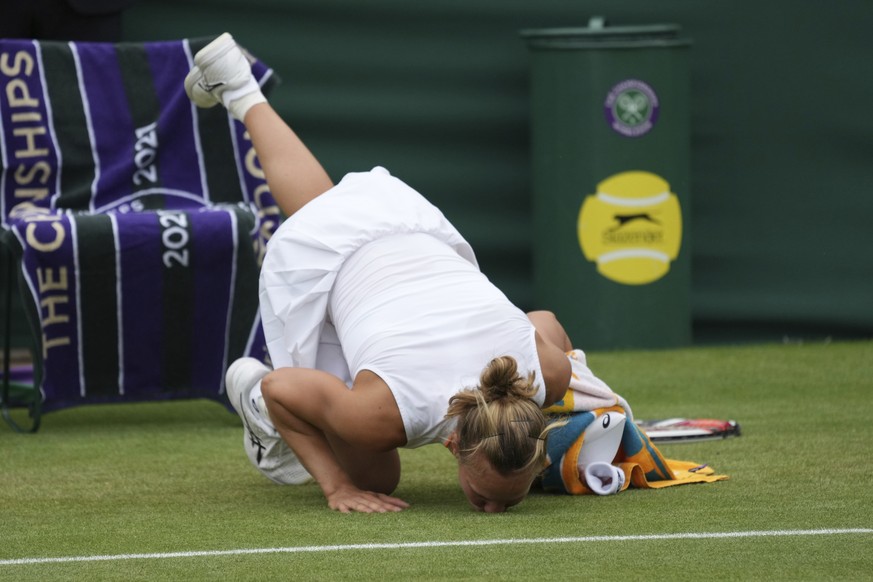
[4,398,240,435]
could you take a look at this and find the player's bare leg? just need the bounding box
[184,32,333,216]
[242,104,334,216]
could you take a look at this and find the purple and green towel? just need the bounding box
[0,37,279,411]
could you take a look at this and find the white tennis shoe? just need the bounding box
[225,357,312,485]
[184,32,265,120]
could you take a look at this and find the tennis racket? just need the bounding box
[635,418,741,443]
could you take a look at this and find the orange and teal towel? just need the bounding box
[541,350,728,495]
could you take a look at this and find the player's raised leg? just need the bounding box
[184,32,333,216]
[243,103,334,216]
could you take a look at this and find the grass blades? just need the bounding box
[1,340,871,580]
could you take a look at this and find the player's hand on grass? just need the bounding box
[326,484,410,513]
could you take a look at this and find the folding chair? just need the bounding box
[0,36,281,431]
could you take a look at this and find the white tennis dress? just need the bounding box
[259,167,545,447]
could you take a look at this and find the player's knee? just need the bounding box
[260,368,295,408]
[528,310,572,351]
[527,310,559,327]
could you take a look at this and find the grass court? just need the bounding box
[2,340,871,580]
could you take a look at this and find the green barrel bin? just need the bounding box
[522,19,692,350]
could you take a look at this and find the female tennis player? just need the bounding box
[185,33,573,513]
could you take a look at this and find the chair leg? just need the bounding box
[1,240,40,433]
[2,241,11,410]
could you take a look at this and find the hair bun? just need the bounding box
[444,355,549,474]
[479,356,535,402]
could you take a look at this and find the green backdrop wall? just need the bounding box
[6,0,871,351]
[115,0,873,345]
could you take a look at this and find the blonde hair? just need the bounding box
[445,355,554,474]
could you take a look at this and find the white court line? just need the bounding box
[1,528,871,567]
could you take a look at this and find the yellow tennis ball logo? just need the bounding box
[578,171,682,285]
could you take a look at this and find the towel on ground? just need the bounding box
[540,350,728,495]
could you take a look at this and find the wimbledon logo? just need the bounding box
[577,171,682,285]
[604,79,659,137]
